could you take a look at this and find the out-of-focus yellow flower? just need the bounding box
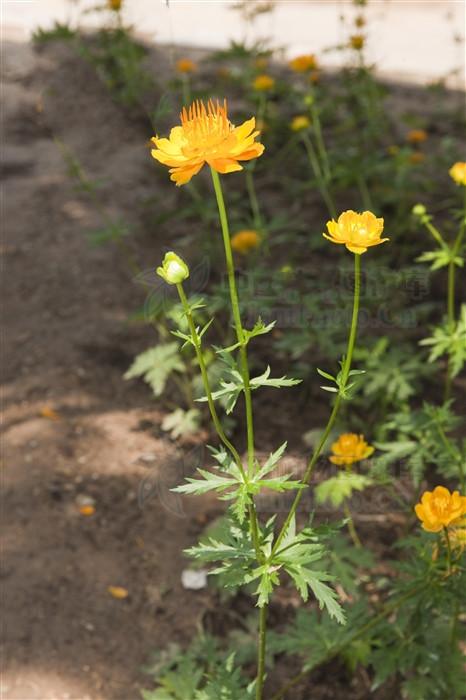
[330,433,374,466]
[406,129,428,144]
[415,486,466,533]
[290,115,311,132]
[289,54,318,72]
[151,99,264,185]
[231,230,261,255]
[323,210,388,254]
[108,0,122,10]
[350,34,365,50]
[157,252,189,285]
[253,74,275,91]
[108,586,129,599]
[449,524,466,552]
[354,14,366,27]
[79,505,95,516]
[409,152,425,165]
[449,161,466,186]
[176,58,197,74]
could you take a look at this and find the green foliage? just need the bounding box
[142,636,254,700]
[124,343,186,396]
[315,472,372,508]
[420,304,466,377]
[33,22,76,43]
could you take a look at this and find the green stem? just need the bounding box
[176,283,262,561]
[302,133,336,219]
[307,88,331,182]
[256,605,268,700]
[181,75,191,107]
[271,254,361,557]
[444,526,452,575]
[246,168,263,230]
[356,172,373,211]
[210,168,256,476]
[271,582,428,700]
[444,190,466,399]
[343,502,362,548]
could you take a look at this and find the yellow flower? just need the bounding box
[323,210,388,255]
[108,0,122,10]
[150,99,264,186]
[329,433,374,466]
[414,486,466,533]
[449,161,466,186]
[231,230,261,255]
[176,58,197,74]
[449,524,466,552]
[290,115,310,132]
[289,54,318,73]
[350,34,365,50]
[253,74,275,91]
[409,152,425,165]
[406,129,428,144]
[157,252,189,285]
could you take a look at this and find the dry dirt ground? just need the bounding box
[2,39,223,700]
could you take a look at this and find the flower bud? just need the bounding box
[412,204,427,217]
[304,94,314,107]
[157,252,189,285]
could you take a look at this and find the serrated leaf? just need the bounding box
[124,343,185,396]
[315,473,372,508]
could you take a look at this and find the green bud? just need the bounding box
[304,94,314,107]
[412,204,427,217]
[157,252,189,285]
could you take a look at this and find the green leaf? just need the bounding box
[124,343,185,396]
[172,468,239,495]
[161,408,201,439]
[315,473,372,508]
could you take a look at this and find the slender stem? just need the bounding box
[181,75,191,106]
[302,132,337,219]
[356,172,373,212]
[246,168,263,230]
[210,168,256,476]
[343,502,362,548]
[271,254,361,557]
[176,283,262,561]
[271,582,429,700]
[444,190,466,399]
[307,88,331,182]
[255,605,268,700]
[444,526,452,575]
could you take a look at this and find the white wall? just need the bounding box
[2,0,465,86]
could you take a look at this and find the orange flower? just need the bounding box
[176,58,197,74]
[150,99,264,186]
[414,486,466,533]
[406,129,428,144]
[329,433,374,467]
[231,230,261,255]
[350,34,365,50]
[253,74,275,91]
[289,54,318,72]
[108,0,122,10]
[449,161,466,186]
[323,210,388,254]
